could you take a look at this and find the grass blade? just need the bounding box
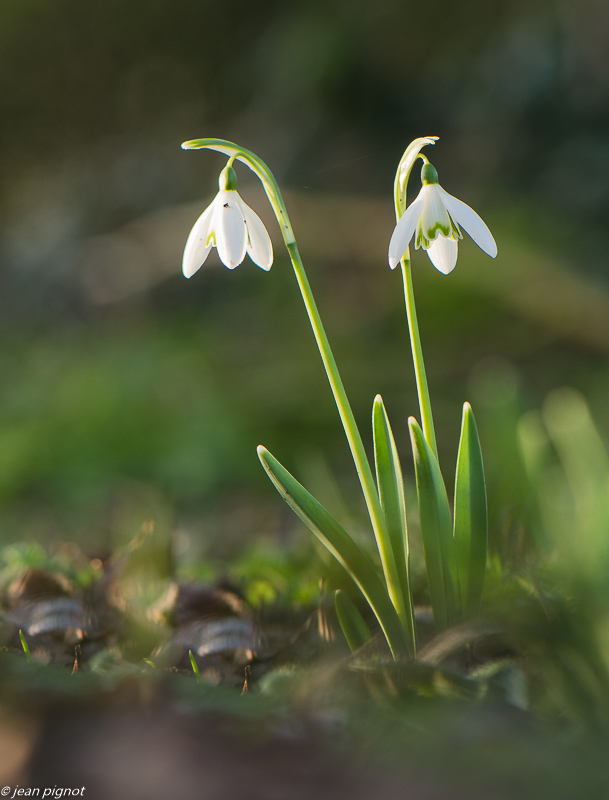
[408,418,460,630]
[543,388,609,584]
[453,402,488,617]
[257,445,408,658]
[373,395,416,654]
[189,650,201,683]
[335,590,372,653]
[19,629,31,663]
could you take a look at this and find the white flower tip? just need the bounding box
[486,239,498,258]
[182,250,207,279]
[238,198,273,271]
[388,196,424,269]
[182,257,204,278]
[437,187,497,260]
[474,228,497,259]
[427,236,458,274]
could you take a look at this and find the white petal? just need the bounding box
[427,236,459,274]
[182,200,216,278]
[234,196,273,271]
[215,191,247,269]
[388,196,424,269]
[420,184,452,242]
[438,187,497,258]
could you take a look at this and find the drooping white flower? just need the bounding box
[183,164,273,278]
[388,163,497,275]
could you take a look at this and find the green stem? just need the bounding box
[400,256,438,460]
[392,138,439,462]
[182,139,411,644]
[285,241,410,636]
[285,242,380,523]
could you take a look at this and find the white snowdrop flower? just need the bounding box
[182,164,273,277]
[388,163,497,275]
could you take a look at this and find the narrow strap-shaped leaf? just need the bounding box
[453,402,487,617]
[189,650,202,684]
[334,590,372,653]
[408,418,460,630]
[373,395,416,655]
[257,445,408,658]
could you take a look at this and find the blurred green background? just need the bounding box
[0,0,608,571]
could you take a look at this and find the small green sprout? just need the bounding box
[19,629,31,663]
[189,650,201,684]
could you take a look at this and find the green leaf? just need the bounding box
[453,403,488,617]
[334,590,372,653]
[373,395,416,654]
[19,629,31,663]
[189,650,201,684]
[408,418,460,630]
[257,445,408,658]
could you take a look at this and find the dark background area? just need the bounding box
[0,0,608,566]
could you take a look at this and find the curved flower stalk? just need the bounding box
[389,162,497,275]
[394,135,438,218]
[182,138,295,245]
[389,138,491,630]
[182,138,414,657]
[183,165,273,275]
[391,137,440,458]
[389,138,497,458]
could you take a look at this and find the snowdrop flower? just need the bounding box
[183,164,273,277]
[388,162,497,275]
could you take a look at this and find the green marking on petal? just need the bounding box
[447,213,462,240]
[415,226,427,250]
[423,221,452,241]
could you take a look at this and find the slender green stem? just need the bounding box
[182,138,411,641]
[285,241,411,634]
[285,242,382,528]
[392,138,439,462]
[400,256,438,460]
